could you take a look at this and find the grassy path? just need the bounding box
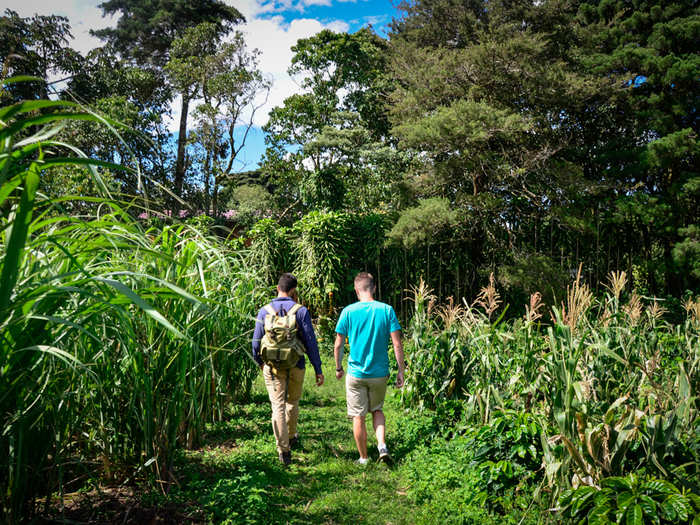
[171,358,421,524]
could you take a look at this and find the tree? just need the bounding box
[0,9,80,101]
[93,0,244,205]
[261,28,407,216]
[574,0,700,295]
[288,28,391,139]
[387,0,592,290]
[168,25,270,215]
[386,0,699,299]
[64,45,173,194]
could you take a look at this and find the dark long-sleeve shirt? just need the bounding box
[252,297,323,375]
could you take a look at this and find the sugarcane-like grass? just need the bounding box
[0,81,266,521]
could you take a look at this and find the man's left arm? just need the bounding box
[298,308,324,386]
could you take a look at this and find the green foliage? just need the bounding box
[499,253,569,308]
[559,474,700,524]
[0,10,79,102]
[289,28,390,139]
[387,198,460,249]
[300,165,347,211]
[401,416,543,524]
[261,28,403,216]
[229,184,273,226]
[247,218,291,286]
[292,211,351,313]
[196,467,269,524]
[386,0,700,298]
[93,0,243,67]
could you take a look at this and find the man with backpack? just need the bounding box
[334,272,405,465]
[252,273,324,466]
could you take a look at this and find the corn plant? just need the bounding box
[401,268,699,512]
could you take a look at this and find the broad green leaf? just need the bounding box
[625,504,642,525]
[664,494,690,522]
[617,491,636,514]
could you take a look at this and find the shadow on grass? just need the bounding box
[35,486,205,524]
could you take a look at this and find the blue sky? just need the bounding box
[231,0,399,171]
[4,0,400,171]
[256,0,395,35]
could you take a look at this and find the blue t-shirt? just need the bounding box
[335,300,401,378]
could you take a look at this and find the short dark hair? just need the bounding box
[354,272,375,292]
[278,273,298,293]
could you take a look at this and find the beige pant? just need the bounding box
[263,364,305,453]
[346,375,388,417]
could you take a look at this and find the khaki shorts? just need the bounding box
[346,375,388,417]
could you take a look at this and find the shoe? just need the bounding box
[355,457,370,466]
[279,451,292,466]
[377,445,393,465]
[289,435,300,450]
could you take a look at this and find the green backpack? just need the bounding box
[260,303,305,369]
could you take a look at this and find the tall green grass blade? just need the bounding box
[0,163,38,312]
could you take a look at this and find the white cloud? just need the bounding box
[2,0,116,55]
[213,1,350,129]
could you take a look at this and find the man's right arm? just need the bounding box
[390,330,405,388]
[334,309,348,380]
[251,309,265,368]
[334,333,345,380]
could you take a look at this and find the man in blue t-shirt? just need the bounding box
[334,272,405,465]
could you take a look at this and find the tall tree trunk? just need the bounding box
[212,174,219,217]
[173,94,190,213]
[203,150,211,215]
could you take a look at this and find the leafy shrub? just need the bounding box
[196,467,269,525]
[467,411,544,494]
[292,210,351,313]
[247,218,291,285]
[558,474,700,524]
[401,432,541,525]
[386,197,460,249]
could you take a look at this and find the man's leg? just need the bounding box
[372,409,386,446]
[368,377,391,462]
[286,366,305,440]
[346,375,370,461]
[353,415,368,459]
[263,366,290,454]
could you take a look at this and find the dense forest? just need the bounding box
[1,0,698,523]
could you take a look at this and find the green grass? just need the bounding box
[150,349,542,525]
[165,357,418,524]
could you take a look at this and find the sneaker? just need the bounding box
[289,435,300,450]
[278,451,292,466]
[355,457,370,466]
[377,445,392,465]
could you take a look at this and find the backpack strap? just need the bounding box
[264,304,276,316]
[287,303,302,317]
